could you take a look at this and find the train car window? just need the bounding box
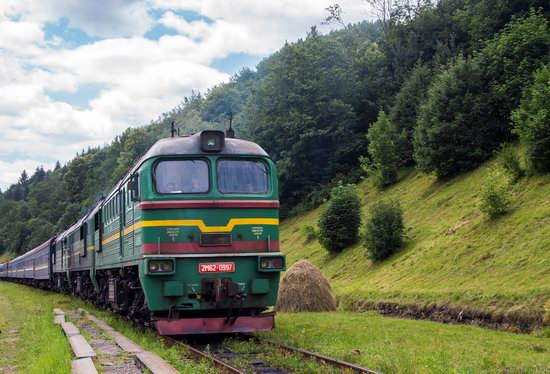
[80,225,84,241]
[154,159,209,194]
[94,212,100,231]
[217,159,269,194]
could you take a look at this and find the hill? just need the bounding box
[280,157,550,331]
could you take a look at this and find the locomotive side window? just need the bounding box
[217,159,269,194]
[154,160,209,194]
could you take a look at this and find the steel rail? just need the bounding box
[162,335,246,374]
[246,335,381,374]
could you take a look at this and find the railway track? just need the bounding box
[162,333,381,374]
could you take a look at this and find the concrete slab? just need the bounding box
[68,335,96,359]
[71,358,98,374]
[85,315,115,333]
[61,322,80,337]
[135,351,179,374]
[53,308,65,315]
[109,331,143,353]
[54,314,65,325]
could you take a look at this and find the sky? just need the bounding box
[0,0,369,190]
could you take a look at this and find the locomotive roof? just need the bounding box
[143,133,268,158]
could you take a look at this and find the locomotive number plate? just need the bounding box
[199,262,235,274]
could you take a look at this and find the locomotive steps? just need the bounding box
[54,308,178,374]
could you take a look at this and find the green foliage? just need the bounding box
[365,111,401,188]
[111,127,157,184]
[243,26,381,208]
[478,171,512,218]
[389,63,433,164]
[302,225,318,243]
[317,184,361,253]
[414,56,498,178]
[365,200,405,261]
[512,62,550,173]
[481,11,550,122]
[497,144,525,183]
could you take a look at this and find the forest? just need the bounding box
[1,0,549,255]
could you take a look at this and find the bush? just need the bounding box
[365,200,405,261]
[478,171,512,219]
[317,183,361,253]
[303,225,318,243]
[512,62,550,174]
[365,111,401,188]
[497,144,525,183]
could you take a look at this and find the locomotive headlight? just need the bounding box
[258,256,286,272]
[146,259,175,275]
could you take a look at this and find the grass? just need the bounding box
[0,282,213,373]
[281,159,550,318]
[258,311,550,373]
[0,282,73,373]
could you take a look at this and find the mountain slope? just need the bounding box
[280,157,550,326]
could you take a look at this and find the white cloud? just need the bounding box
[0,159,55,191]
[0,0,153,38]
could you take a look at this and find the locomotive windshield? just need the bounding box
[154,159,209,194]
[217,159,268,194]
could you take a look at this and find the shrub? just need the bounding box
[497,144,524,183]
[365,110,401,188]
[512,62,550,174]
[303,225,318,243]
[317,183,361,253]
[478,171,512,219]
[365,200,405,261]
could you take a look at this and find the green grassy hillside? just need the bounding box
[280,159,550,324]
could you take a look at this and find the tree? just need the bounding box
[480,11,550,136]
[243,31,363,208]
[364,110,401,188]
[318,184,361,253]
[18,170,28,185]
[414,56,499,178]
[322,4,345,28]
[111,127,156,184]
[512,62,550,173]
[389,63,432,164]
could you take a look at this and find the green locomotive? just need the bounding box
[3,130,285,335]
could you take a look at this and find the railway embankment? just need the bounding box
[280,155,550,333]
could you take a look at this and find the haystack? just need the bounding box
[277,260,336,312]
